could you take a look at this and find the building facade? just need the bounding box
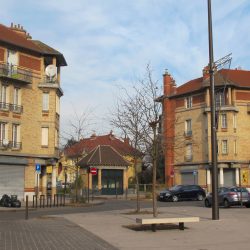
[160,68,250,191]
[0,23,67,200]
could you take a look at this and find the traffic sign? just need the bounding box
[193,170,197,176]
[35,164,41,174]
[90,167,97,175]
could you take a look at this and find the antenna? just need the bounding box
[45,64,57,82]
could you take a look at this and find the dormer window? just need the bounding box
[185,96,192,109]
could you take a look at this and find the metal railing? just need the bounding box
[0,140,22,150]
[0,102,23,113]
[0,62,33,83]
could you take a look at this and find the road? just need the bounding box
[0,199,204,221]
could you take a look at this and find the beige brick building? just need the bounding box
[160,67,250,191]
[0,23,67,200]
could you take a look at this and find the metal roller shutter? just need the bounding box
[0,165,24,200]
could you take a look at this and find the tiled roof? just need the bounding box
[173,68,250,97]
[0,23,67,66]
[65,133,140,158]
[0,24,41,53]
[77,145,130,167]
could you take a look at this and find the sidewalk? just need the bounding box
[61,206,250,250]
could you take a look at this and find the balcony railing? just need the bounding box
[0,140,22,150]
[184,130,192,137]
[0,102,10,111]
[0,62,33,83]
[0,102,23,113]
[184,155,193,162]
[38,75,63,95]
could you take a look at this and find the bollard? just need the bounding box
[56,194,59,207]
[53,194,56,207]
[33,195,38,208]
[25,195,28,220]
[60,194,63,206]
[63,194,65,206]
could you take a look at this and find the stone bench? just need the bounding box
[136,217,200,231]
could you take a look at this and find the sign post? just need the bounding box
[35,164,41,195]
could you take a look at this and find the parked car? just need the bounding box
[204,186,250,208]
[158,185,206,202]
[0,194,21,208]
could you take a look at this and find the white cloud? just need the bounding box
[2,0,250,138]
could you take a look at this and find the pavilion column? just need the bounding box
[98,169,102,191]
[123,168,128,192]
[41,167,47,195]
[219,168,224,187]
[235,168,240,186]
[207,169,211,192]
[51,165,57,196]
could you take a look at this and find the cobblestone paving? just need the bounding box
[0,217,118,250]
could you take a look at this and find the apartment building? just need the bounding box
[0,23,67,200]
[160,67,250,191]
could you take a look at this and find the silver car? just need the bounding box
[204,186,250,208]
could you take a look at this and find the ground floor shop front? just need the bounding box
[173,163,250,192]
[83,167,128,195]
[0,155,58,201]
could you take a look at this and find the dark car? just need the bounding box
[0,194,21,208]
[158,185,206,202]
[204,186,250,208]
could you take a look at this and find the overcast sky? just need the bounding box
[1,0,250,138]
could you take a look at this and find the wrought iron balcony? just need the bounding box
[0,102,10,111]
[0,102,23,113]
[0,62,33,84]
[184,130,192,137]
[0,140,22,150]
[184,155,193,162]
[38,75,63,95]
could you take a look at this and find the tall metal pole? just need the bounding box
[207,0,219,220]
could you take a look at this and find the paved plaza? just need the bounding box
[1,201,250,250]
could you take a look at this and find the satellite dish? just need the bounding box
[2,139,9,146]
[45,64,57,78]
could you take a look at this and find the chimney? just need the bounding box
[163,69,176,96]
[9,23,32,39]
[202,66,210,81]
[124,137,129,145]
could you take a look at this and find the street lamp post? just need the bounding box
[207,0,219,220]
[149,120,158,218]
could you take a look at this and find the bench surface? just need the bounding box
[136,217,200,225]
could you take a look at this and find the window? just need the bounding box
[0,85,8,110]
[0,122,8,146]
[221,113,227,129]
[41,127,49,146]
[185,144,193,161]
[42,93,49,111]
[221,140,228,154]
[215,90,225,107]
[55,129,58,147]
[12,124,20,148]
[234,140,237,155]
[56,95,60,114]
[13,87,21,113]
[185,119,192,136]
[233,114,237,130]
[185,96,192,109]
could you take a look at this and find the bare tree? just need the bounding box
[61,106,95,202]
[110,64,162,215]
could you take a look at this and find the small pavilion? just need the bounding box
[78,145,130,195]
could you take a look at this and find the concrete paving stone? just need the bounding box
[0,217,118,250]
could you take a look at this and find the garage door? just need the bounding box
[0,165,24,200]
[181,171,198,185]
[223,168,236,187]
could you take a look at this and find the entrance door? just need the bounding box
[101,170,123,195]
[181,171,198,185]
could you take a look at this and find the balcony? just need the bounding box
[0,62,33,84]
[184,130,192,137]
[38,75,63,95]
[0,102,23,113]
[204,104,239,113]
[184,155,193,162]
[0,140,22,150]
